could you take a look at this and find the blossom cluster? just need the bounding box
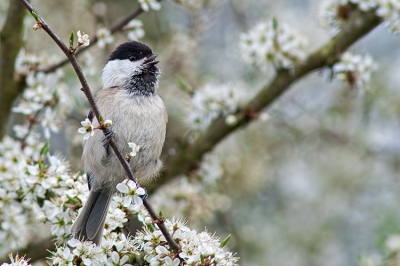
[1,254,33,266]
[13,50,72,139]
[48,217,239,266]
[50,233,137,266]
[320,0,400,33]
[240,18,308,70]
[136,218,239,266]
[186,83,245,131]
[332,52,378,89]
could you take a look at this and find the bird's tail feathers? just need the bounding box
[70,189,112,245]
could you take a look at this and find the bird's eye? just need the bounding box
[129,56,136,61]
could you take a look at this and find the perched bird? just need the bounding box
[70,41,167,244]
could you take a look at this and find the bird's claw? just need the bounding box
[102,130,115,148]
[139,188,148,200]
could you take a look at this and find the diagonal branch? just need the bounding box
[152,9,383,191]
[18,0,180,253]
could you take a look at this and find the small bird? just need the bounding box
[70,41,167,244]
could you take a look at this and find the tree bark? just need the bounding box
[0,0,26,139]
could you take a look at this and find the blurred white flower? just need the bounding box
[385,234,400,252]
[225,114,238,126]
[14,49,40,76]
[332,52,378,89]
[82,52,97,77]
[116,179,145,207]
[126,20,145,41]
[320,0,400,34]
[376,0,400,33]
[138,0,161,11]
[240,18,308,70]
[78,118,95,140]
[128,142,140,157]
[186,83,245,131]
[1,254,32,266]
[96,28,114,49]
[77,30,90,46]
[41,107,60,139]
[358,254,383,266]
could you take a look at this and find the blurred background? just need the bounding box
[1,0,400,265]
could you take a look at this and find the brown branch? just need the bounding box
[0,0,26,138]
[151,8,383,192]
[18,0,180,253]
[40,5,146,73]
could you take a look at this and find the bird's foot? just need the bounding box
[102,129,115,148]
[139,188,148,200]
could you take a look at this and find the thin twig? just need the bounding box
[20,109,41,148]
[40,7,144,73]
[18,0,180,253]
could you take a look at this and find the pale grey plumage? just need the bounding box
[70,41,167,245]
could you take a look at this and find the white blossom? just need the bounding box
[186,83,245,131]
[104,119,113,127]
[320,0,400,34]
[78,118,95,140]
[376,0,400,33]
[225,114,238,126]
[128,142,140,157]
[385,234,400,252]
[135,218,239,265]
[68,238,106,265]
[116,179,145,207]
[126,20,145,41]
[332,52,378,89]
[106,251,131,266]
[240,18,308,70]
[41,107,60,139]
[138,0,161,11]
[1,254,32,266]
[96,28,114,49]
[77,31,90,46]
[51,246,74,266]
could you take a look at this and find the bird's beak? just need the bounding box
[144,54,159,66]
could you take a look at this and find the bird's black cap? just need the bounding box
[108,41,153,62]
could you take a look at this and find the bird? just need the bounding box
[70,41,168,245]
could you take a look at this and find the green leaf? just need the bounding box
[272,18,278,31]
[40,141,50,156]
[220,234,231,248]
[69,31,74,47]
[67,195,79,205]
[99,115,104,122]
[159,210,163,218]
[147,223,155,232]
[175,76,188,92]
[200,254,205,265]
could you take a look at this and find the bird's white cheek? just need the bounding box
[101,59,145,89]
